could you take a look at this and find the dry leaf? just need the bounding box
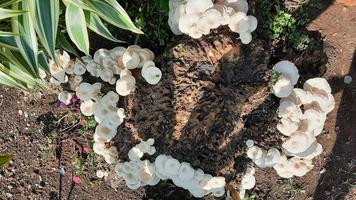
[227,183,240,200]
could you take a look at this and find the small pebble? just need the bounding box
[59,166,65,176]
[344,75,352,84]
[18,110,23,115]
[320,168,326,174]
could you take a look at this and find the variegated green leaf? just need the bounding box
[0,7,25,20]
[12,1,38,76]
[0,0,22,7]
[0,36,17,49]
[56,31,80,58]
[31,0,60,61]
[0,30,17,36]
[87,0,143,34]
[85,11,122,43]
[38,51,49,72]
[65,2,89,55]
[0,66,27,90]
[64,0,94,12]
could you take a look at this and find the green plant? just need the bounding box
[0,0,141,91]
[257,0,315,51]
[0,154,12,166]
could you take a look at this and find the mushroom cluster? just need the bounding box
[246,61,334,179]
[115,139,226,198]
[48,50,72,85]
[168,0,257,43]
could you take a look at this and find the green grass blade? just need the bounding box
[0,155,13,166]
[0,7,25,20]
[31,0,60,61]
[12,1,38,76]
[85,11,123,43]
[65,2,89,55]
[87,0,143,34]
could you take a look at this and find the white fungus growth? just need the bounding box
[49,50,71,85]
[261,61,335,178]
[58,91,72,105]
[272,61,300,98]
[114,139,226,198]
[168,0,257,44]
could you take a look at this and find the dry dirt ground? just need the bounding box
[0,1,355,200]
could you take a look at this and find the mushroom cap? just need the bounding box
[226,0,249,13]
[103,146,118,164]
[139,163,156,183]
[58,91,72,105]
[247,15,258,32]
[116,74,136,96]
[273,159,294,178]
[80,100,94,116]
[93,141,106,155]
[240,32,252,44]
[228,11,250,33]
[76,82,95,101]
[272,75,294,98]
[303,77,331,96]
[264,148,282,167]
[73,61,86,75]
[122,50,140,69]
[245,139,254,147]
[282,131,316,154]
[137,49,152,68]
[142,61,156,77]
[100,69,114,82]
[284,141,323,160]
[202,8,222,29]
[94,49,110,65]
[309,93,335,114]
[178,14,201,35]
[74,75,83,84]
[185,0,213,16]
[178,162,195,181]
[110,46,126,61]
[246,146,263,161]
[278,100,302,122]
[163,158,181,176]
[283,88,312,106]
[102,91,119,105]
[190,188,208,198]
[194,168,205,181]
[202,176,226,190]
[95,124,117,142]
[277,117,299,136]
[214,4,235,25]
[142,66,162,85]
[273,60,299,85]
[96,170,108,179]
[301,109,326,136]
[154,154,171,177]
[241,174,256,190]
[212,187,225,197]
[289,157,313,177]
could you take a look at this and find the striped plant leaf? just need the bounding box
[31,0,60,61]
[11,1,38,76]
[65,2,89,55]
[0,0,22,7]
[85,11,122,43]
[56,31,80,58]
[0,65,27,90]
[87,0,143,34]
[66,0,94,12]
[0,36,17,50]
[38,51,49,72]
[0,30,17,36]
[0,7,24,20]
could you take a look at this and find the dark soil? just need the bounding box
[1,1,355,200]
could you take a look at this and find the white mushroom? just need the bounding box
[80,100,94,116]
[93,141,106,155]
[240,32,252,44]
[272,75,294,98]
[73,61,86,75]
[178,162,195,181]
[282,131,316,154]
[94,124,117,142]
[74,75,83,84]
[103,146,118,164]
[58,91,72,105]
[128,147,144,161]
[264,148,282,167]
[277,118,299,136]
[185,0,213,16]
[163,158,181,176]
[122,49,140,69]
[142,66,162,85]
[94,49,110,65]
[278,100,302,122]
[273,61,299,85]
[202,8,222,29]
[228,12,250,34]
